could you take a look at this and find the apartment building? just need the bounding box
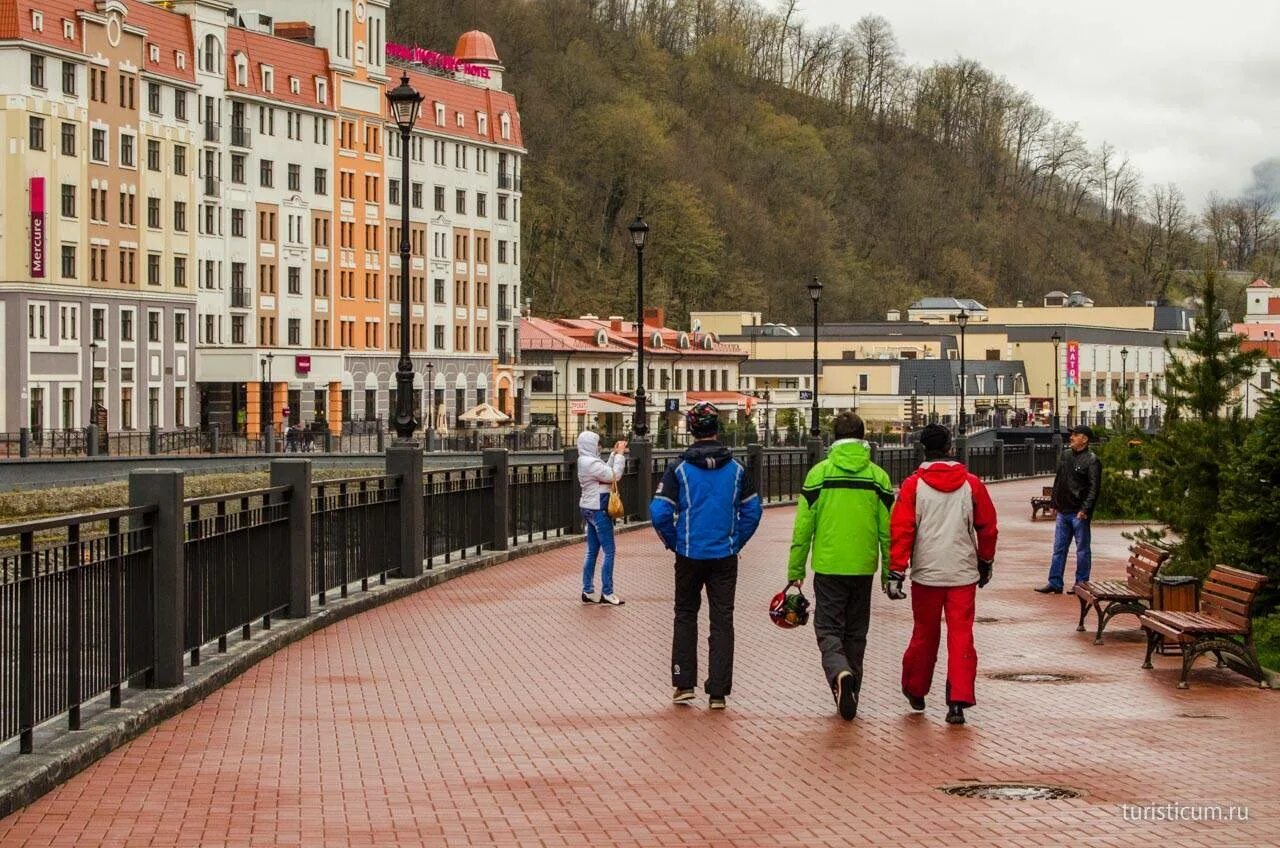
[0,0,198,432]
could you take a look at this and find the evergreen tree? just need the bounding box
[1211,391,1280,611]
[1146,272,1265,571]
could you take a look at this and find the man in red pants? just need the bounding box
[888,424,999,725]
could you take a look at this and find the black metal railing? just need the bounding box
[498,173,512,190]
[203,122,220,143]
[424,467,494,564]
[0,507,156,752]
[231,286,250,308]
[203,176,220,197]
[312,476,401,606]
[758,450,809,503]
[497,305,513,322]
[508,463,575,545]
[230,125,251,147]
[183,487,291,664]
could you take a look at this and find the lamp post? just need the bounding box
[956,309,969,436]
[628,214,649,439]
[1120,346,1129,431]
[1050,330,1062,433]
[807,276,823,437]
[87,341,98,422]
[386,74,424,441]
[261,351,274,434]
[425,361,434,450]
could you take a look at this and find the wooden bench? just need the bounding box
[1141,565,1270,689]
[1075,542,1170,644]
[1031,486,1055,521]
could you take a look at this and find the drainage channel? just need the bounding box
[988,672,1081,683]
[941,783,1083,801]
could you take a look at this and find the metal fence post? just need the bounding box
[264,427,275,455]
[376,428,386,454]
[563,446,582,534]
[270,459,312,619]
[19,427,29,458]
[323,430,334,453]
[209,423,220,454]
[86,423,100,457]
[386,442,424,578]
[805,437,825,469]
[994,438,1005,480]
[148,424,160,455]
[1024,438,1036,476]
[747,443,764,498]
[129,469,185,688]
[483,449,510,552]
[633,440,653,522]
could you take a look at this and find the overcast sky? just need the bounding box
[799,0,1280,211]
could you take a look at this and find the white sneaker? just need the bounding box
[599,593,625,606]
[580,591,598,604]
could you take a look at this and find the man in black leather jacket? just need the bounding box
[1035,425,1101,595]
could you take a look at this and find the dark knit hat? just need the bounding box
[1069,424,1095,441]
[919,423,951,453]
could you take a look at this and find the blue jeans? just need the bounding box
[581,494,617,596]
[1047,511,1092,590]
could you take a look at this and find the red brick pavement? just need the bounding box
[0,477,1276,847]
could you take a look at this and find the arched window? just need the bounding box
[202,34,222,74]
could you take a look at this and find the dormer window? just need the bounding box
[63,19,75,39]
[650,331,663,348]
[595,329,608,347]
[31,11,43,31]
[315,78,327,104]
[175,51,186,70]
[289,76,300,94]
[261,66,273,93]
[201,34,222,75]
[234,57,247,87]
[455,111,464,128]
[477,112,487,134]
[678,333,690,350]
[500,112,510,140]
[149,44,159,63]
[434,102,444,126]
[702,336,714,350]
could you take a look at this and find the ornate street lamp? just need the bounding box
[807,276,823,437]
[628,214,650,439]
[425,361,434,450]
[1050,330,1062,432]
[385,74,424,441]
[1120,346,1129,431]
[956,308,969,435]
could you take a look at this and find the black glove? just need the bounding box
[885,571,907,600]
[977,560,993,588]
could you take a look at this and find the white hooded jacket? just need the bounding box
[576,431,627,509]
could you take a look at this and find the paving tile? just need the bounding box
[0,477,1275,846]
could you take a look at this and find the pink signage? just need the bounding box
[29,177,46,279]
[386,42,491,79]
[1066,340,1079,387]
[295,355,312,375]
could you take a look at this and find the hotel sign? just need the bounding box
[29,177,46,278]
[385,43,491,79]
[1065,340,1079,388]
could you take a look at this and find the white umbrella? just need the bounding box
[457,402,511,425]
[435,403,450,435]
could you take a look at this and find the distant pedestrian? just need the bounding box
[786,412,893,721]
[576,431,628,605]
[1036,424,1101,595]
[890,424,998,725]
[651,402,763,710]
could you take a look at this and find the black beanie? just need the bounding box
[920,424,951,453]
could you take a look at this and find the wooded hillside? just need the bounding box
[393,0,1263,327]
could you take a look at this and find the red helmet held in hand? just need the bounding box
[769,583,811,629]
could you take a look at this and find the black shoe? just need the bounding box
[672,688,696,704]
[835,670,858,721]
[903,687,926,713]
[946,704,966,725]
[581,591,598,604]
[708,696,727,710]
[1034,584,1063,594]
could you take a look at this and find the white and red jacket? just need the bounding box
[890,460,998,587]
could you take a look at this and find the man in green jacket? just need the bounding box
[788,412,894,720]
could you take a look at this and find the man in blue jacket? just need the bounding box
[651,402,763,710]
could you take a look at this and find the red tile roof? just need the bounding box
[686,392,755,408]
[1249,278,1271,288]
[401,66,523,150]
[520,317,631,353]
[225,26,333,111]
[454,30,499,64]
[0,0,87,52]
[559,318,747,358]
[128,0,194,83]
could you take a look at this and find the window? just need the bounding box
[498,195,508,220]
[61,61,76,95]
[231,153,245,184]
[174,90,187,120]
[146,138,160,171]
[314,167,327,195]
[174,387,185,427]
[259,159,273,188]
[288,163,301,191]
[389,179,400,205]
[121,310,134,342]
[61,245,76,279]
[231,315,245,344]
[90,127,106,162]
[147,252,160,285]
[433,324,445,349]
[28,117,44,151]
[231,208,245,237]
[288,266,301,294]
[173,144,186,175]
[60,184,76,218]
[31,55,45,89]
[476,193,487,217]
[859,373,869,391]
[148,311,161,343]
[120,133,134,167]
[148,82,160,115]
[173,201,187,232]
[455,189,466,214]
[497,241,507,264]
[288,318,301,345]
[119,74,134,109]
[147,197,160,229]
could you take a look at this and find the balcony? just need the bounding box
[230,125,251,148]
[204,122,221,143]
[498,173,512,190]
[498,349,512,365]
[203,176,220,197]
[497,305,512,322]
[231,286,250,309]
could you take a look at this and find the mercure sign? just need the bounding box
[385,43,490,79]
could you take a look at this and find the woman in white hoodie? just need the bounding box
[577,430,628,605]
